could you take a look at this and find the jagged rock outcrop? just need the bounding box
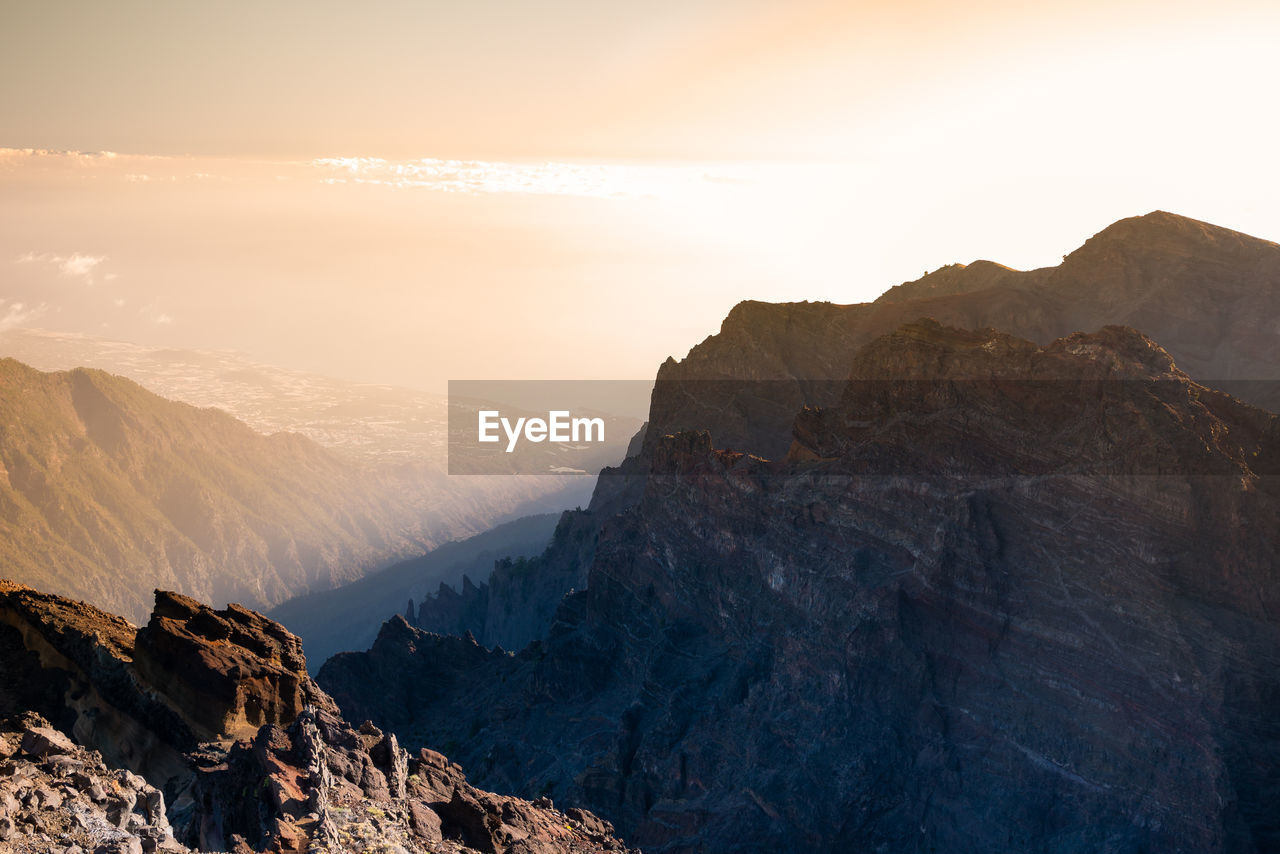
[414,512,599,652]
[133,592,339,743]
[186,706,631,854]
[320,322,1280,853]
[269,513,561,668]
[0,583,636,853]
[0,581,198,788]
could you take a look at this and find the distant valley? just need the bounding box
[0,353,595,624]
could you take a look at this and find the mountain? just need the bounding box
[318,320,1280,853]
[0,328,451,465]
[0,357,582,623]
[0,580,635,853]
[290,211,1280,666]
[648,210,1280,460]
[411,509,601,653]
[269,512,563,668]
[406,210,1280,663]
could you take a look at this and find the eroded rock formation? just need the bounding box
[0,583,634,854]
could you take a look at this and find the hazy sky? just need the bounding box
[2,0,1279,388]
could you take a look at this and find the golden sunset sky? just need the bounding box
[2,0,1278,388]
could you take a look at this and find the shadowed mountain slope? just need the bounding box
[269,512,561,668]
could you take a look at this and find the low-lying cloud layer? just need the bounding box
[0,148,746,201]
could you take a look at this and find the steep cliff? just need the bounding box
[413,511,600,653]
[320,322,1280,853]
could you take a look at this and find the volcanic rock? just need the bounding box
[0,582,636,853]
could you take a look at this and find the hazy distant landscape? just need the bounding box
[3,2,1280,853]
[0,327,451,463]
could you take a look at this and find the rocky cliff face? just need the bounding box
[268,513,561,668]
[410,427,649,654]
[320,322,1280,853]
[413,511,599,652]
[0,582,634,854]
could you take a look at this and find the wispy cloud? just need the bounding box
[0,299,45,331]
[137,303,174,325]
[309,156,742,199]
[16,251,108,283]
[0,146,763,201]
[0,148,120,163]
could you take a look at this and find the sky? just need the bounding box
[2,0,1279,389]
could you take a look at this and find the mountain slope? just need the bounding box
[0,358,567,623]
[320,322,1280,853]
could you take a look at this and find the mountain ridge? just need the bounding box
[0,356,567,623]
[645,210,1280,462]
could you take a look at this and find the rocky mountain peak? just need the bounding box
[1078,209,1280,258]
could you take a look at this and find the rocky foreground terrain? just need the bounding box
[0,580,634,853]
[0,712,184,853]
[322,320,1280,853]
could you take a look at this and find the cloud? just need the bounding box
[309,156,720,200]
[0,300,45,331]
[0,148,119,162]
[0,147,748,201]
[15,251,108,283]
[58,253,105,278]
[154,313,173,324]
